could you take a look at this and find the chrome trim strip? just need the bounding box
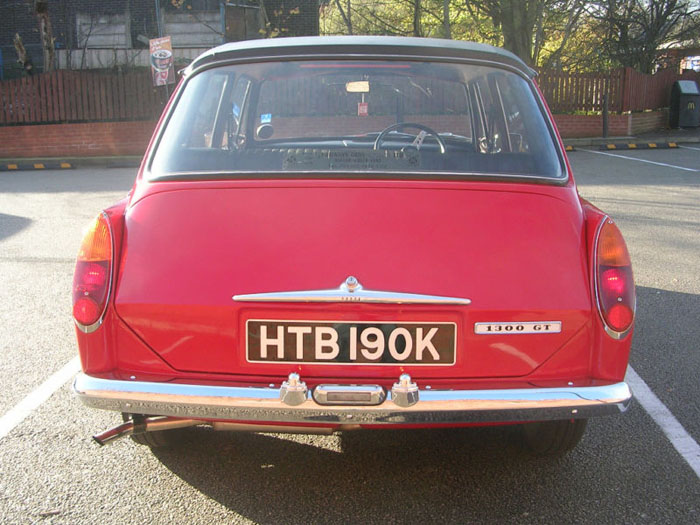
[150,170,567,185]
[74,373,632,426]
[234,276,471,305]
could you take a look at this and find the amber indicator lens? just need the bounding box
[73,214,112,327]
[598,221,631,266]
[596,220,635,334]
[77,215,112,262]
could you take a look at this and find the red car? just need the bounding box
[73,36,634,456]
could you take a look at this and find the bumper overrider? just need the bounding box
[75,372,632,439]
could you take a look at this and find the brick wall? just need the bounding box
[630,109,669,135]
[552,110,669,138]
[0,120,157,158]
[268,115,470,139]
[552,114,630,138]
[0,109,673,159]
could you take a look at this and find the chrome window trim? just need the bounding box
[74,211,114,334]
[148,170,569,185]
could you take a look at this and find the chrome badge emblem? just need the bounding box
[343,276,360,292]
[474,322,562,334]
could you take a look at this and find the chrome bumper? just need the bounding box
[74,373,632,426]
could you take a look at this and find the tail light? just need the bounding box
[594,218,635,337]
[72,212,113,332]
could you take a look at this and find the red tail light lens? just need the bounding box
[595,219,635,336]
[73,213,113,330]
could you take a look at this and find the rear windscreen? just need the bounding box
[150,60,563,180]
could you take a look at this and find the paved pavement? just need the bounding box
[0,149,699,523]
[564,126,700,147]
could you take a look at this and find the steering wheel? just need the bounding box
[373,122,446,154]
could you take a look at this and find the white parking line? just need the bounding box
[679,145,700,152]
[582,149,699,172]
[627,365,700,479]
[0,356,80,440]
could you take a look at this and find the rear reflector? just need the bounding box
[72,213,113,331]
[595,219,635,337]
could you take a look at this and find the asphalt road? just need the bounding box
[0,149,699,524]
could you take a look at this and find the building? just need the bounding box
[0,0,319,79]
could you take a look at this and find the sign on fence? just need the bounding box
[149,36,175,87]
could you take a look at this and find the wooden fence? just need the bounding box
[538,66,700,114]
[1,67,700,126]
[0,70,168,125]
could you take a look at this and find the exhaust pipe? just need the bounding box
[93,417,351,445]
[93,416,199,446]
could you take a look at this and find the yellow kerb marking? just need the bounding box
[648,143,657,148]
[33,163,45,169]
[668,142,677,148]
[628,144,637,148]
[606,144,617,149]
[7,164,18,170]
[60,162,71,168]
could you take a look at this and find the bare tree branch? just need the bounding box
[334,0,353,34]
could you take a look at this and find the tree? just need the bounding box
[320,0,700,72]
[321,0,425,36]
[414,0,423,36]
[321,0,483,39]
[443,0,452,37]
[537,2,589,69]
[35,0,55,72]
[591,0,700,73]
[13,33,34,76]
[333,0,354,34]
[463,1,587,66]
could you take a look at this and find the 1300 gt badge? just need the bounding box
[474,322,561,334]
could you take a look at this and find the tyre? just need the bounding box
[121,413,173,448]
[522,419,587,456]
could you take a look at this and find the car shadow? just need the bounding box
[0,213,32,242]
[151,423,580,523]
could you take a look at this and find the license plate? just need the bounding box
[246,320,456,365]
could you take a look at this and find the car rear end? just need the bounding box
[73,37,634,455]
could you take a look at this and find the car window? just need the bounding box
[150,60,562,180]
[183,73,227,148]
